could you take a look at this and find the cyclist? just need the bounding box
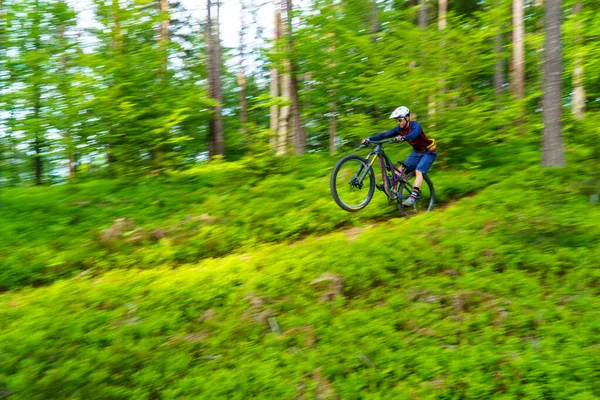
[362,106,437,207]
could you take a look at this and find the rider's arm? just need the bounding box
[402,122,423,141]
[368,126,401,142]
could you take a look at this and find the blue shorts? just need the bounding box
[403,151,437,175]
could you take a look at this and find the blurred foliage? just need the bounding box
[1,0,599,182]
[0,140,528,291]
[0,152,599,398]
[1,0,599,397]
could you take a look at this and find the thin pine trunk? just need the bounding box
[238,71,248,135]
[494,33,504,101]
[33,3,43,185]
[107,0,122,169]
[153,0,170,170]
[206,0,224,157]
[284,0,304,155]
[419,0,428,27]
[278,59,290,156]
[438,0,447,108]
[270,7,281,152]
[541,0,565,166]
[438,0,446,30]
[511,0,525,99]
[419,0,432,126]
[329,97,337,155]
[370,0,379,43]
[511,0,526,132]
[33,75,42,185]
[158,0,169,78]
[328,35,337,155]
[238,0,248,138]
[59,23,76,178]
[494,0,506,129]
[571,2,585,120]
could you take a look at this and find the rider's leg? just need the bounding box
[414,170,424,188]
[403,152,437,206]
[401,151,421,173]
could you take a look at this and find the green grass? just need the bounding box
[1,153,599,399]
[0,145,525,291]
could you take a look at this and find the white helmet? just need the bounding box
[389,106,410,119]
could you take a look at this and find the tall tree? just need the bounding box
[328,33,337,155]
[238,0,249,138]
[419,0,428,27]
[439,0,447,30]
[55,0,78,178]
[493,1,505,107]
[283,0,305,154]
[571,2,585,120]
[31,0,44,185]
[153,0,171,171]
[158,0,169,78]
[511,0,525,129]
[541,0,565,166]
[270,6,281,153]
[370,0,379,43]
[206,0,224,157]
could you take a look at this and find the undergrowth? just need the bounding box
[1,155,599,399]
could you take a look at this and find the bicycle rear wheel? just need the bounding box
[397,171,435,216]
[330,155,375,212]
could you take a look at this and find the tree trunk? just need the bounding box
[494,22,506,132]
[275,3,288,156]
[33,3,43,186]
[238,71,248,135]
[511,0,525,99]
[153,0,170,171]
[419,0,428,28]
[284,0,304,155]
[59,23,76,178]
[511,0,525,132]
[329,96,337,156]
[328,35,337,155]
[571,2,585,120]
[438,0,447,108]
[238,0,248,138]
[494,0,505,106]
[108,0,122,169]
[270,7,281,152]
[370,0,379,43]
[494,31,505,97]
[278,58,290,156]
[158,0,169,78]
[438,0,447,30]
[494,0,506,127]
[429,0,447,130]
[419,0,433,127]
[33,72,43,185]
[111,0,122,53]
[206,0,224,157]
[541,0,565,167]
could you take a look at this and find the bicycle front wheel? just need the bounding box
[330,155,376,212]
[397,171,435,216]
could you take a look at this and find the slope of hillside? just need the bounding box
[0,147,521,291]
[1,162,598,399]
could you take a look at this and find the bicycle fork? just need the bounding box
[351,154,378,188]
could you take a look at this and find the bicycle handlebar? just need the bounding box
[353,139,397,151]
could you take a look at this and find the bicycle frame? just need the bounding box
[364,141,413,200]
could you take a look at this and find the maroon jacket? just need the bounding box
[369,121,434,153]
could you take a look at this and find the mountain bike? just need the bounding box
[330,139,435,216]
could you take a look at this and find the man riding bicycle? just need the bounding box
[362,106,437,207]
